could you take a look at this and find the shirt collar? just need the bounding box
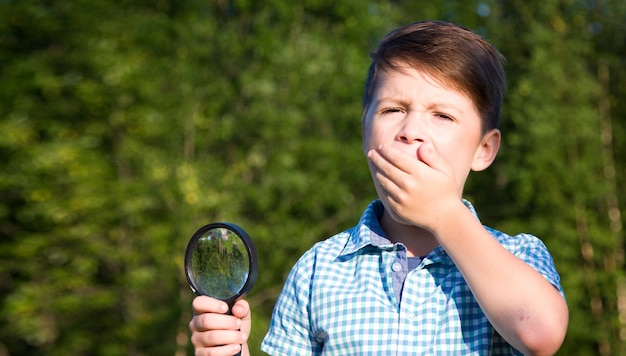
[340,199,481,262]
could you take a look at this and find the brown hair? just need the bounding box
[363,21,506,132]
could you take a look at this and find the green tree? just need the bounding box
[0,1,193,354]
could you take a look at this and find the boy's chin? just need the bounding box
[378,198,414,226]
[387,210,416,227]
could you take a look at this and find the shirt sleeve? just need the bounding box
[261,249,322,355]
[512,232,565,297]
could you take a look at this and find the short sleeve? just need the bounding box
[507,232,565,297]
[261,250,322,355]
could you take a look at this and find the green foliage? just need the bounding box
[1,0,625,355]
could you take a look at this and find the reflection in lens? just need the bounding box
[191,228,250,299]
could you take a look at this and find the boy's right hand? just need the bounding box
[189,296,251,356]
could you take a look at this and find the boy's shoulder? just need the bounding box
[298,228,354,265]
[462,199,553,256]
[483,225,563,295]
[296,200,383,262]
[483,225,551,256]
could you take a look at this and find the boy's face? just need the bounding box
[362,66,500,198]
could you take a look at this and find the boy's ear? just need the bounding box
[471,128,501,172]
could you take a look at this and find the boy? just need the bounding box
[189,21,568,355]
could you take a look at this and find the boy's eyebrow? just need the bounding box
[427,102,463,112]
[373,96,410,106]
[375,96,465,114]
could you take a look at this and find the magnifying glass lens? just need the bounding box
[190,227,250,299]
[185,222,258,309]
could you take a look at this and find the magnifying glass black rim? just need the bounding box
[184,222,258,306]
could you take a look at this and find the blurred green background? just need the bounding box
[1,0,625,355]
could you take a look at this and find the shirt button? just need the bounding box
[392,262,403,272]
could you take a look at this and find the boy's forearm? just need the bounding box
[433,202,568,355]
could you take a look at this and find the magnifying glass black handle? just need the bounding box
[224,302,242,356]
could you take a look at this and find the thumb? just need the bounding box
[417,143,451,176]
[231,299,251,330]
[417,143,437,167]
[232,299,252,353]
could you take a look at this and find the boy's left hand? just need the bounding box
[367,143,460,231]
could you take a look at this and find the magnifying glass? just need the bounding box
[184,222,258,309]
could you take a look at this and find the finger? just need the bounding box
[230,299,250,319]
[231,300,251,335]
[191,329,246,349]
[190,312,242,332]
[369,144,417,174]
[231,299,251,347]
[192,296,230,315]
[367,147,403,185]
[367,149,396,194]
[368,156,396,198]
[416,143,449,175]
[368,146,414,194]
[195,344,242,356]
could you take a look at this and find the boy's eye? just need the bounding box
[435,113,454,121]
[381,108,404,114]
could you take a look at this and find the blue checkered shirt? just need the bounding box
[261,199,564,355]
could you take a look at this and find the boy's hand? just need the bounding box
[189,296,251,356]
[367,143,460,231]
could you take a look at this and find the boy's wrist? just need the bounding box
[428,198,472,238]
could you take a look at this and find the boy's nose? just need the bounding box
[397,114,425,143]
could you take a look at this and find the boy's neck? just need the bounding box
[380,211,440,257]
